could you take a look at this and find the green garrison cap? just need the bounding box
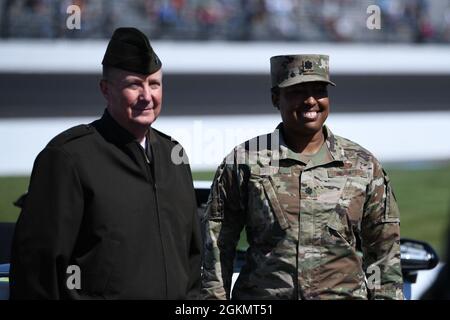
[102,27,162,75]
[270,54,336,88]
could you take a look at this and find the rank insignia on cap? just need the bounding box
[270,54,336,88]
[302,60,313,73]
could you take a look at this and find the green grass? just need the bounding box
[388,164,450,258]
[1,164,449,258]
[0,176,29,223]
[192,171,215,181]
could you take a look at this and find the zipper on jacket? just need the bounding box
[297,169,306,300]
[152,180,168,299]
[145,144,169,299]
[139,142,168,298]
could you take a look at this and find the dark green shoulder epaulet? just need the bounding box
[47,124,95,147]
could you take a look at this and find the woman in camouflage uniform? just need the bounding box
[201,54,403,300]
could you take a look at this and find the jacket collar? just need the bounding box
[275,123,345,166]
[93,109,159,181]
[92,109,140,147]
[323,125,346,163]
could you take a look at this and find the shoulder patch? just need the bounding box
[47,124,95,147]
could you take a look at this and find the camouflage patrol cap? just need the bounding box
[270,54,336,88]
[102,27,162,75]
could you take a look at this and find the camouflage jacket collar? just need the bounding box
[274,123,345,168]
[323,125,346,163]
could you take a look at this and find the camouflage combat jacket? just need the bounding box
[201,124,403,300]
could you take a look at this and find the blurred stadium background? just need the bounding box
[0,0,449,292]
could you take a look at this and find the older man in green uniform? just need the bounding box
[10,28,201,299]
[201,54,403,300]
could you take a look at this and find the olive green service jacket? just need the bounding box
[10,110,201,299]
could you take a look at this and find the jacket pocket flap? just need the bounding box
[261,178,290,230]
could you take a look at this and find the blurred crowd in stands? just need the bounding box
[0,0,449,43]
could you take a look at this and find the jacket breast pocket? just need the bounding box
[247,175,291,235]
[325,173,368,248]
[260,177,290,230]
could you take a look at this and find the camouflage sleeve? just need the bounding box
[201,152,246,300]
[361,160,404,300]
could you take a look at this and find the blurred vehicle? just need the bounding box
[0,264,8,300]
[0,184,439,300]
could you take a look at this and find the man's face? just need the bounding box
[100,68,163,134]
[275,82,330,136]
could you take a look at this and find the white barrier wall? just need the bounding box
[1,41,450,74]
[1,111,449,175]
